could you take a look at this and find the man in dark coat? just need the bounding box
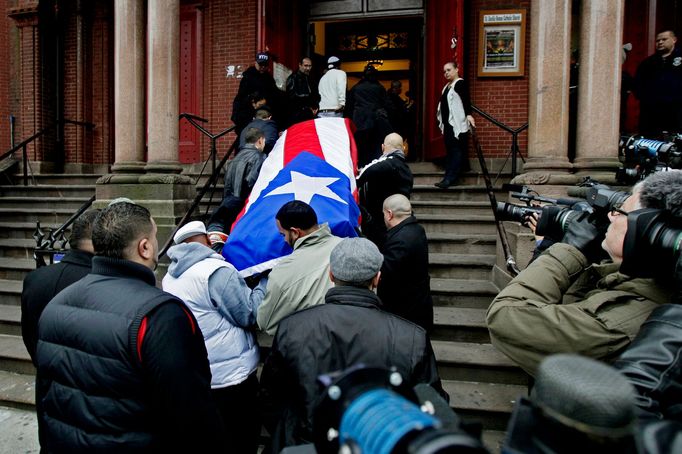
[239,107,279,155]
[635,30,682,136]
[232,52,281,134]
[260,237,445,452]
[346,65,392,166]
[21,209,99,362]
[36,202,224,452]
[285,57,317,127]
[378,194,433,332]
[357,133,413,249]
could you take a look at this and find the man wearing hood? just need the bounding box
[162,221,266,454]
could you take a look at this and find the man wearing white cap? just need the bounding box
[162,220,266,454]
[318,55,347,117]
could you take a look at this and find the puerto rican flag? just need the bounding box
[223,118,360,277]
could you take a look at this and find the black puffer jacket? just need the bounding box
[37,257,223,453]
[615,304,682,421]
[260,285,445,452]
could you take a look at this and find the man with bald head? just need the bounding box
[378,194,433,331]
[357,133,413,248]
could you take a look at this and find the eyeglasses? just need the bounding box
[610,205,630,217]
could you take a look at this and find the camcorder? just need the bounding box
[616,134,682,184]
[621,208,682,280]
[496,181,630,239]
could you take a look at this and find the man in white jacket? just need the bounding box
[318,56,346,117]
[162,221,266,454]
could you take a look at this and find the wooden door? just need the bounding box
[178,3,202,163]
[423,1,464,160]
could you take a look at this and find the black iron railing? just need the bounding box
[158,115,238,259]
[33,194,96,268]
[471,104,528,181]
[0,118,95,186]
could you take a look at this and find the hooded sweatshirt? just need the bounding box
[163,242,267,387]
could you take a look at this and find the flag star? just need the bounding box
[264,171,347,205]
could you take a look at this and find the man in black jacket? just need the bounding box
[232,52,281,134]
[21,209,99,363]
[357,132,413,249]
[260,237,445,452]
[36,202,224,452]
[378,194,433,332]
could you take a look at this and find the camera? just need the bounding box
[616,134,682,184]
[496,202,543,225]
[312,366,487,454]
[621,208,682,279]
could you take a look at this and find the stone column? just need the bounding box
[516,0,573,185]
[144,0,182,174]
[111,0,145,174]
[573,0,625,181]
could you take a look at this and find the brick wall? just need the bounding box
[466,0,530,158]
[0,0,10,152]
[201,0,258,160]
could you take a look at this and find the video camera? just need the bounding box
[496,181,629,239]
[621,208,682,280]
[616,134,682,184]
[312,366,487,454]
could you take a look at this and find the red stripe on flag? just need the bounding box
[283,120,325,165]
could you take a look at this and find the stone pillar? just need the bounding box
[144,0,182,174]
[516,0,573,185]
[573,0,625,181]
[111,0,145,174]
[97,0,191,268]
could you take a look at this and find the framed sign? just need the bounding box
[478,9,526,77]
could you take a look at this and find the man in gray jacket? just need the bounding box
[257,201,342,335]
[163,221,266,453]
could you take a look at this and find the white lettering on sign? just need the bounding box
[225,64,245,79]
[484,13,522,23]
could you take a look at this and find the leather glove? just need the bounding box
[561,211,608,263]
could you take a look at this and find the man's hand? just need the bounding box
[561,212,607,263]
[467,115,476,128]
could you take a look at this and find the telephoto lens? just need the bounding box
[495,202,543,225]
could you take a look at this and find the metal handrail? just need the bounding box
[471,127,520,277]
[471,104,528,180]
[158,117,239,259]
[33,194,96,268]
[0,118,95,185]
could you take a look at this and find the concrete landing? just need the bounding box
[0,406,39,453]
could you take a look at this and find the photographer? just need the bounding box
[486,171,682,376]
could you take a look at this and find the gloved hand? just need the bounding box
[561,212,608,263]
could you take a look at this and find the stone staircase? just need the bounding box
[0,174,99,412]
[0,165,528,452]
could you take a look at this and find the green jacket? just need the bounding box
[257,224,342,335]
[486,243,672,376]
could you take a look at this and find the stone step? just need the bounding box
[0,280,22,307]
[433,340,528,386]
[0,305,21,336]
[0,238,35,259]
[420,215,496,235]
[429,253,495,280]
[432,306,490,343]
[443,379,525,431]
[0,196,92,210]
[0,222,61,240]
[427,233,497,255]
[16,174,101,185]
[0,370,35,411]
[0,207,77,224]
[0,185,95,198]
[413,200,494,216]
[430,278,498,308]
[0,334,34,375]
[412,185,508,202]
[0,258,35,280]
